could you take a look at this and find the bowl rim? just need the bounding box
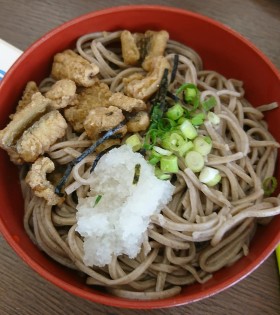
[0,4,280,309]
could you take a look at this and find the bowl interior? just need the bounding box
[0,5,279,309]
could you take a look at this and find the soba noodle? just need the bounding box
[19,31,280,300]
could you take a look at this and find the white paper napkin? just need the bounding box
[0,39,22,81]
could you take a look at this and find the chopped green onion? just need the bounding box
[166,103,184,121]
[263,176,277,196]
[155,167,171,180]
[176,83,189,95]
[204,136,212,144]
[93,195,102,207]
[193,136,212,156]
[161,132,194,156]
[178,141,194,156]
[153,146,172,156]
[160,155,179,173]
[151,148,162,157]
[199,167,221,186]
[176,83,200,109]
[143,129,163,150]
[176,83,197,101]
[125,134,142,152]
[191,112,206,126]
[158,118,177,131]
[185,151,204,172]
[177,117,187,125]
[201,96,217,111]
[207,111,220,125]
[169,132,184,145]
[149,155,160,165]
[179,120,198,140]
[185,86,197,102]
[161,132,184,149]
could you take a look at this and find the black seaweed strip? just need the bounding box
[132,164,141,185]
[55,120,126,196]
[170,54,179,84]
[157,68,169,113]
[166,91,180,102]
[90,144,120,173]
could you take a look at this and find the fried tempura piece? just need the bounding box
[25,157,64,205]
[120,30,141,65]
[142,30,169,71]
[124,56,170,100]
[10,81,39,118]
[45,79,76,109]
[120,30,169,68]
[51,49,99,87]
[84,106,126,140]
[64,81,112,132]
[109,92,147,112]
[123,72,144,85]
[7,150,24,165]
[0,92,51,151]
[127,111,150,132]
[16,110,67,162]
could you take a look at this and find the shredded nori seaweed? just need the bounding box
[170,54,179,84]
[132,163,141,185]
[143,68,170,150]
[90,144,120,173]
[166,91,180,102]
[156,68,169,113]
[148,67,170,125]
[55,120,126,196]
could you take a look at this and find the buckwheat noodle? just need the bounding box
[22,31,280,300]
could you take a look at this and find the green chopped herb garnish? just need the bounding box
[93,195,102,207]
[191,112,206,126]
[166,103,184,121]
[201,96,217,111]
[160,155,179,173]
[143,68,169,149]
[176,83,200,110]
[143,80,216,180]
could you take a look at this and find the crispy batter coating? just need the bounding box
[51,49,99,87]
[109,92,147,112]
[45,79,76,109]
[124,56,170,100]
[16,110,68,162]
[64,81,112,132]
[120,30,169,69]
[25,157,64,205]
[127,111,150,133]
[84,106,126,140]
[142,30,169,71]
[0,92,51,151]
[123,73,144,86]
[7,150,24,165]
[10,81,39,118]
[120,30,141,65]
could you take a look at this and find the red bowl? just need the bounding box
[0,5,279,309]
